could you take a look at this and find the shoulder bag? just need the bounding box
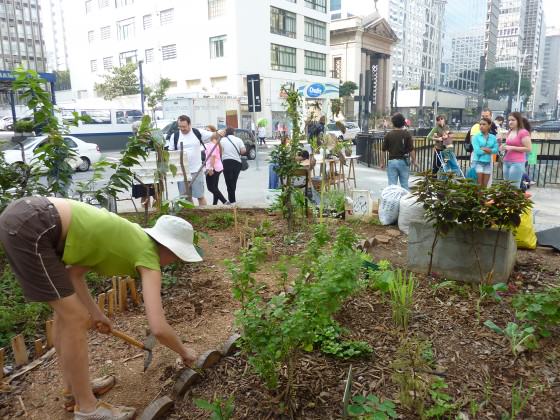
[226,136,249,171]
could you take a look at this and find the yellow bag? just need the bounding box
[515,210,537,250]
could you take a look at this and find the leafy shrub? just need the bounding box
[14,120,34,133]
[312,322,373,359]
[194,396,234,420]
[348,394,397,419]
[484,320,537,356]
[512,287,560,337]
[205,212,235,230]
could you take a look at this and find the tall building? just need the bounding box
[65,0,337,127]
[443,0,499,93]
[0,0,47,73]
[536,28,560,117]
[330,0,446,90]
[496,0,527,70]
[522,0,545,113]
[40,0,69,71]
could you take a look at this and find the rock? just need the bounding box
[172,369,201,398]
[386,229,401,237]
[220,333,242,356]
[195,350,222,369]
[374,235,391,244]
[139,396,174,420]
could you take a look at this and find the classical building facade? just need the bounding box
[330,12,397,122]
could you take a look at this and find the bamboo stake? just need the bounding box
[119,278,127,312]
[11,335,28,367]
[45,320,54,348]
[97,293,106,314]
[34,340,44,358]
[127,278,139,306]
[112,276,117,296]
[0,348,4,379]
[233,207,238,233]
[107,289,115,317]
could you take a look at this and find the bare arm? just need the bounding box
[138,267,196,365]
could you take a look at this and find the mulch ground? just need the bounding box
[1,209,559,419]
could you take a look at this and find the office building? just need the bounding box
[536,28,560,117]
[65,0,338,128]
[496,0,527,70]
[0,0,47,73]
[40,0,68,71]
[522,0,545,113]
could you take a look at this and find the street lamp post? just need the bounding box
[515,51,527,112]
[433,0,446,126]
[138,60,145,114]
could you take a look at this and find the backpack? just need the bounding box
[171,128,206,161]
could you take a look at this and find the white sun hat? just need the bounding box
[144,216,202,262]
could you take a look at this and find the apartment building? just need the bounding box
[535,28,560,117]
[522,0,545,114]
[0,0,46,73]
[496,0,527,70]
[40,0,68,71]
[65,0,338,128]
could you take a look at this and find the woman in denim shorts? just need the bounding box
[471,117,498,187]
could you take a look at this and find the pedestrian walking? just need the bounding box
[380,113,416,190]
[0,197,201,419]
[205,133,228,205]
[166,115,214,206]
[472,117,499,187]
[502,112,532,189]
[257,124,267,146]
[221,127,246,203]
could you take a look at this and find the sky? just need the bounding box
[543,0,560,27]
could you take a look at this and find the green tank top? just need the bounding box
[62,200,160,277]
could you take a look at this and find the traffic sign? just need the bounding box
[247,74,261,113]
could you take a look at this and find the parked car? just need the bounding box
[0,116,13,131]
[158,122,257,160]
[3,135,101,172]
[532,120,560,133]
[326,121,361,143]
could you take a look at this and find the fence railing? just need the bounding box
[355,133,560,188]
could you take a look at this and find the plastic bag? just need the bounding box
[379,185,408,225]
[398,193,425,234]
[515,209,537,250]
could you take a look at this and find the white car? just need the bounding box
[326,121,361,143]
[3,135,101,172]
[0,116,13,131]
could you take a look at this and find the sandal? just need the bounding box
[63,375,116,412]
[74,400,135,420]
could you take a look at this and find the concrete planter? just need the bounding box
[407,221,517,284]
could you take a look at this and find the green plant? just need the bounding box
[312,322,373,359]
[476,282,507,323]
[505,381,533,420]
[322,190,346,214]
[424,378,456,419]
[366,259,394,294]
[484,320,537,357]
[412,173,532,282]
[205,212,235,230]
[388,270,416,330]
[254,220,275,238]
[347,394,397,419]
[512,287,560,337]
[14,119,34,133]
[94,62,140,100]
[194,396,234,420]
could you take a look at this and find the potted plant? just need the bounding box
[408,172,532,284]
[14,119,34,136]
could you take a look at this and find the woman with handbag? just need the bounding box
[221,127,247,204]
[205,132,229,205]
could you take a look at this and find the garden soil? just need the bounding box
[0,209,558,419]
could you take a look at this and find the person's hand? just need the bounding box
[207,168,214,176]
[217,129,226,137]
[92,315,112,335]
[482,147,491,154]
[180,347,197,367]
[380,163,385,170]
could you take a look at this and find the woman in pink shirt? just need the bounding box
[501,112,532,189]
[205,133,228,205]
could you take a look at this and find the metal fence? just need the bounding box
[355,132,560,188]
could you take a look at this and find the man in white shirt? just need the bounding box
[167,115,213,206]
[257,125,266,145]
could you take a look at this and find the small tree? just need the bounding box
[144,78,171,120]
[484,68,531,114]
[339,81,358,118]
[94,63,140,100]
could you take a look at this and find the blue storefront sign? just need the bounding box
[297,82,339,99]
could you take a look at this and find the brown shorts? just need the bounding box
[0,197,74,302]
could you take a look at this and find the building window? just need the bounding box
[90,59,97,72]
[85,0,93,14]
[271,43,296,73]
[208,0,225,19]
[162,44,177,60]
[117,18,135,40]
[304,50,326,76]
[305,0,327,13]
[160,8,174,25]
[98,0,109,7]
[143,14,152,30]
[270,7,296,38]
[103,56,113,70]
[209,35,226,58]
[304,17,326,44]
[115,0,133,6]
[145,48,153,63]
[119,50,137,66]
[88,30,95,43]
[330,0,341,11]
[100,25,111,40]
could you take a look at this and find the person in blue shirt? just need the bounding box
[471,117,499,187]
